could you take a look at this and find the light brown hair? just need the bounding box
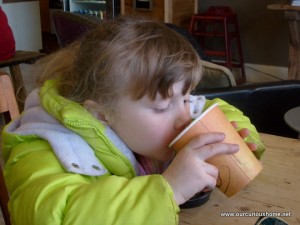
[37,17,202,115]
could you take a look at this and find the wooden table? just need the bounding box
[268,1,300,80]
[179,133,300,225]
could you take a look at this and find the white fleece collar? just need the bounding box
[7,89,107,176]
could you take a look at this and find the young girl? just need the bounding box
[2,17,264,225]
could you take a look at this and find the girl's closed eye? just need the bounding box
[153,104,172,113]
[153,97,190,113]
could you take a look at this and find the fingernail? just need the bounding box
[233,144,239,150]
[219,133,225,138]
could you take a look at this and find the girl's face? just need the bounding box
[107,81,192,162]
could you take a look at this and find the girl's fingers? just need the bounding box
[231,121,249,138]
[238,128,250,138]
[202,176,217,191]
[231,121,238,129]
[236,128,258,151]
[247,142,257,151]
[185,133,239,161]
[204,163,219,180]
[186,132,226,149]
[231,123,258,152]
[197,142,239,161]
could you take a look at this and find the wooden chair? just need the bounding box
[0,71,20,225]
[0,51,46,111]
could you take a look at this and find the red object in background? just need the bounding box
[0,7,16,61]
[189,6,246,85]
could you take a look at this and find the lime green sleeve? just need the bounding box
[2,138,179,225]
[204,98,265,159]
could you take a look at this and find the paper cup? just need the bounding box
[169,103,263,197]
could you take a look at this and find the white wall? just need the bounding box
[1,1,42,51]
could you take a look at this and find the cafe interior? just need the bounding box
[0,0,299,225]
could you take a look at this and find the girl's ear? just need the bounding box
[83,100,109,124]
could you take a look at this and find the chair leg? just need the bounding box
[189,16,195,33]
[9,65,27,111]
[224,18,232,70]
[235,21,246,84]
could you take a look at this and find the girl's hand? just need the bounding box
[163,132,239,205]
[231,121,257,152]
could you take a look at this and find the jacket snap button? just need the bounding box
[92,165,101,170]
[71,163,80,168]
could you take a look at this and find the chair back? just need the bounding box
[0,71,20,225]
[205,6,235,16]
[201,80,300,138]
[51,11,100,47]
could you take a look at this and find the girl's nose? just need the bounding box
[174,107,192,131]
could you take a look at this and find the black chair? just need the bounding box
[196,80,300,138]
[51,11,101,48]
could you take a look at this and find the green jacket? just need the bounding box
[2,80,264,225]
